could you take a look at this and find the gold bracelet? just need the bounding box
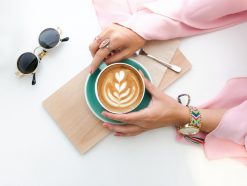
[177,94,202,136]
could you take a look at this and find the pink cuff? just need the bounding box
[204,101,247,163]
[202,78,247,164]
[178,78,247,165]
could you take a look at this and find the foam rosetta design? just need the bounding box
[97,63,145,113]
[101,69,141,111]
[114,71,128,98]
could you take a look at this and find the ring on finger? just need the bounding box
[106,45,113,53]
[99,38,110,49]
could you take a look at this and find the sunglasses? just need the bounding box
[16,27,69,85]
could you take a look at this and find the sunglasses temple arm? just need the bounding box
[60,37,69,42]
[32,73,36,85]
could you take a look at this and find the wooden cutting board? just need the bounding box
[43,48,191,154]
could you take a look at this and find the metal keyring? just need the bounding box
[177,94,191,106]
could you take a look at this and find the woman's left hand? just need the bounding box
[102,76,189,136]
[89,23,146,73]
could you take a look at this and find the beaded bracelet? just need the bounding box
[189,106,202,129]
[177,94,204,144]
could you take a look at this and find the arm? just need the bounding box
[92,0,247,40]
[119,0,247,40]
[103,77,247,164]
[90,0,247,72]
[101,75,227,136]
[197,109,227,133]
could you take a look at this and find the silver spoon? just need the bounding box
[137,48,181,73]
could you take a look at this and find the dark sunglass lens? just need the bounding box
[17,52,38,74]
[39,28,60,49]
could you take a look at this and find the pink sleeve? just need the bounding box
[93,0,247,40]
[200,78,247,164]
[92,0,247,164]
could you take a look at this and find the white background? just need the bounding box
[0,0,247,186]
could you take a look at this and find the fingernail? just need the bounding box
[114,133,123,136]
[103,123,111,128]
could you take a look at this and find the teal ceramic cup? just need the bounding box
[84,58,152,124]
[95,62,145,114]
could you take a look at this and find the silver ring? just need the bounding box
[106,45,113,53]
[99,38,110,49]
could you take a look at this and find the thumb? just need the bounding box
[139,70,159,97]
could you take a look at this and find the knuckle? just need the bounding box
[125,50,132,57]
[119,116,128,123]
[113,126,125,133]
[107,113,116,120]
[104,60,112,65]
[111,34,121,42]
[111,126,119,132]
[108,25,116,33]
[124,119,132,124]
[106,59,114,64]
[95,51,106,59]
[141,119,152,129]
[129,131,142,136]
[142,123,149,128]
[144,124,153,130]
[119,127,128,133]
[89,44,93,51]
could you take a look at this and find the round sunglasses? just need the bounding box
[16,28,69,85]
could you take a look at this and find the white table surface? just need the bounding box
[0,0,247,186]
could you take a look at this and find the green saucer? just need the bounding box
[84,58,152,124]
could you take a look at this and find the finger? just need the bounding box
[139,71,159,97]
[90,47,111,73]
[89,38,101,57]
[102,110,147,124]
[103,123,143,134]
[90,42,120,73]
[105,49,129,64]
[89,29,109,57]
[114,132,124,136]
[124,131,144,136]
[114,130,144,136]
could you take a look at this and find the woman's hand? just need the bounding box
[102,76,190,136]
[89,24,146,73]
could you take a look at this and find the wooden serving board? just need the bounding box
[43,47,191,154]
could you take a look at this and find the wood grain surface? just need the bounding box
[43,46,191,154]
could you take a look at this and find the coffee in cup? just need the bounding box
[95,63,145,114]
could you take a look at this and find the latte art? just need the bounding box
[97,64,144,113]
[105,70,139,107]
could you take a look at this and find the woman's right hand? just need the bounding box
[89,23,146,73]
[101,75,190,136]
[101,74,227,136]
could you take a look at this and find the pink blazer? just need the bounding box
[92,0,247,164]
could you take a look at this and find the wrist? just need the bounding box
[175,105,190,127]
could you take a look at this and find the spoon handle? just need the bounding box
[146,54,181,73]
